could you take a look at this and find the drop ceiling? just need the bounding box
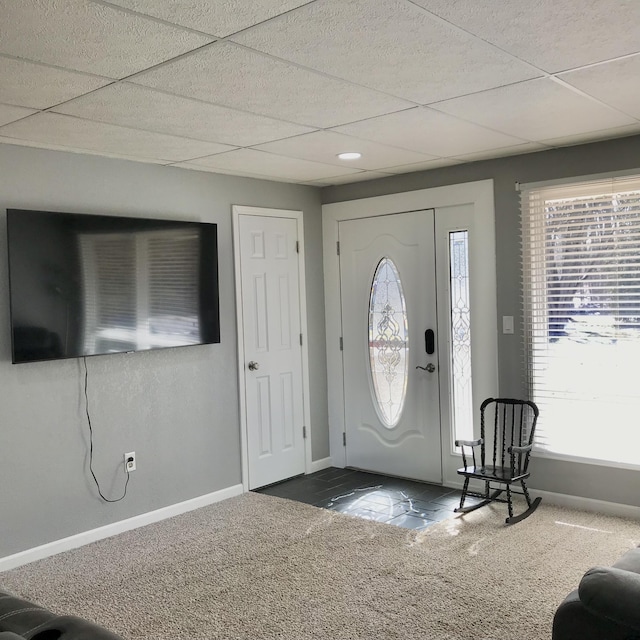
[1,0,639,186]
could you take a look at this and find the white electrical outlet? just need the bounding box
[124,451,136,472]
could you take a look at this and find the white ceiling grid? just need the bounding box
[0,0,639,185]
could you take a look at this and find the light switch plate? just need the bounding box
[502,316,514,334]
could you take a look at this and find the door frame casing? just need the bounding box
[322,180,498,488]
[232,205,312,492]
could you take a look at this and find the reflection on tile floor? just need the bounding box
[255,467,468,531]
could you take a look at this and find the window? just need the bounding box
[522,174,640,465]
[449,231,474,444]
[368,257,409,428]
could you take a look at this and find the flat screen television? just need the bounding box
[7,209,220,364]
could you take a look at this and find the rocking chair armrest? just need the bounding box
[455,438,483,448]
[508,443,533,455]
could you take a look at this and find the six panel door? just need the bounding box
[238,214,305,489]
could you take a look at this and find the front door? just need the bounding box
[237,213,306,489]
[339,210,442,483]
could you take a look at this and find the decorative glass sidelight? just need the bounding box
[368,257,409,428]
[449,231,474,443]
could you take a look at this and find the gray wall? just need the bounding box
[0,143,328,558]
[323,134,640,508]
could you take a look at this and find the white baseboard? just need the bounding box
[0,483,244,572]
[530,489,640,520]
[444,479,640,521]
[310,457,332,473]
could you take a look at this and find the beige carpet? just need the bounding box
[2,492,639,639]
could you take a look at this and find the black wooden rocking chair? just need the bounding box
[454,397,541,525]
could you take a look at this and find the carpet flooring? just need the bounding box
[1,493,639,639]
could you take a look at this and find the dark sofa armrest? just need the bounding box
[28,615,124,639]
[0,590,123,640]
[579,566,640,631]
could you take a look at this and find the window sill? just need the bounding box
[533,449,640,472]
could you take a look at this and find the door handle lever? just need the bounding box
[416,363,436,373]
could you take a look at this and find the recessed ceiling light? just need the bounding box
[337,151,362,161]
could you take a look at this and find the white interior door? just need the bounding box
[339,210,442,483]
[237,213,305,489]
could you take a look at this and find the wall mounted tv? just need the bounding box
[7,209,220,364]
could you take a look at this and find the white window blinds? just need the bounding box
[80,229,201,353]
[147,231,200,339]
[80,234,137,345]
[521,174,640,466]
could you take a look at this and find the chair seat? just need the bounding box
[456,465,529,483]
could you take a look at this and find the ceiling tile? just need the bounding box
[308,171,395,186]
[431,79,637,141]
[2,0,638,181]
[332,107,527,157]
[0,104,39,126]
[0,0,213,78]
[0,56,111,109]
[452,142,548,164]
[53,82,314,146]
[188,148,362,181]
[560,56,640,119]
[132,42,413,128]
[0,135,169,164]
[231,0,539,104]
[541,124,640,148]
[105,0,314,37]
[415,0,640,73]
[172,162,285,182]
[252,130,437,170]
[383,158,462,174]
[0,112,234,162]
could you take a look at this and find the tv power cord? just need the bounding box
[83,356,130,502]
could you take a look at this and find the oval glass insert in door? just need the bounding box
[368,257,409,428]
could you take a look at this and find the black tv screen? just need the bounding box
[7,209,220,364]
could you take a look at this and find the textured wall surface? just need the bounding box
[323,133,640,508]
[0,143,327,557]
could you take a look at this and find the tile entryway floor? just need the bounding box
[254,467,466,531]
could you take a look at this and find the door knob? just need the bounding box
[248,361,260,371]
[416,363,436,373]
